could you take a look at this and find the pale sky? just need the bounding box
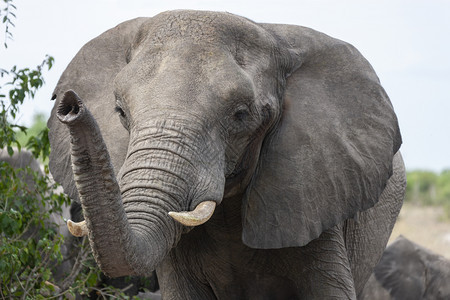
[1,0,449,171]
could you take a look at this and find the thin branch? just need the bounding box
[15,274,28,299]
[2,0,16,48]
[59,237,90,291]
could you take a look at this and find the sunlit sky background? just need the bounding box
[1,0,449,171]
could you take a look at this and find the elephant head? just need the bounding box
[48,10,401,277]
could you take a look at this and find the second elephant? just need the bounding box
[361,236,450,300]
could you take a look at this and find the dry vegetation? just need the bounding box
[389,202,450,258]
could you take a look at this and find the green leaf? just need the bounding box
[86,272,99,287]
[7,145,13,156]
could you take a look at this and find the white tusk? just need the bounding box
[168,201,216,226]
[67,219,88,237]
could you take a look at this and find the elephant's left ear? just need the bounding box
[242,24,402,249]
[47,18,147,202]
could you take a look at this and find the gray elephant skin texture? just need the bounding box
[47,10,406,299]
[361,236,450,300]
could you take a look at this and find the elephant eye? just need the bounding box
[234,108,250,122]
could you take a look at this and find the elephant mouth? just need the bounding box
[225,167,246,193]
[227,160,245,180]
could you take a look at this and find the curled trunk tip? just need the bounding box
[56,90,84,123]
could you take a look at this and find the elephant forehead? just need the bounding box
[128,10,277,63]
[141,10,268,44]
[116,42,259,106]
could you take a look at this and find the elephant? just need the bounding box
[47,10,406,299]
[360,236,450,300]
[0,148,43,173]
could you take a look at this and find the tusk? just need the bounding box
[67,219,88,237]
[168,201,216,226]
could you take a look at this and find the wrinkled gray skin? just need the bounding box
[48,10,406,299]
[360,236,450,300]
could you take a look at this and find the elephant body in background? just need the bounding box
[360,236,450,300]
[0,149,73,283]
[48,10,405,299]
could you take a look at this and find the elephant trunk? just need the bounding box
[56,91,176,276]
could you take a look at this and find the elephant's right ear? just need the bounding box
[242,24,402,249]
[47,18,147,202]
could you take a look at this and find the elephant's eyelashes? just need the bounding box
[115,106,126,118]
[115,106,129,130]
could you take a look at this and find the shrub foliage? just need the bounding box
[405,170,450,218]
[1,1,145,298]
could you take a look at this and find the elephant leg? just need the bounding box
[159,227,357,300]
[157,254,216,300]
[344,151,406,296]
[288,225,357,299]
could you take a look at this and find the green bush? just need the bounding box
[405,170,450,219]
[0,161,69,298]
[1,2,148,298]
[406,171,438,205]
